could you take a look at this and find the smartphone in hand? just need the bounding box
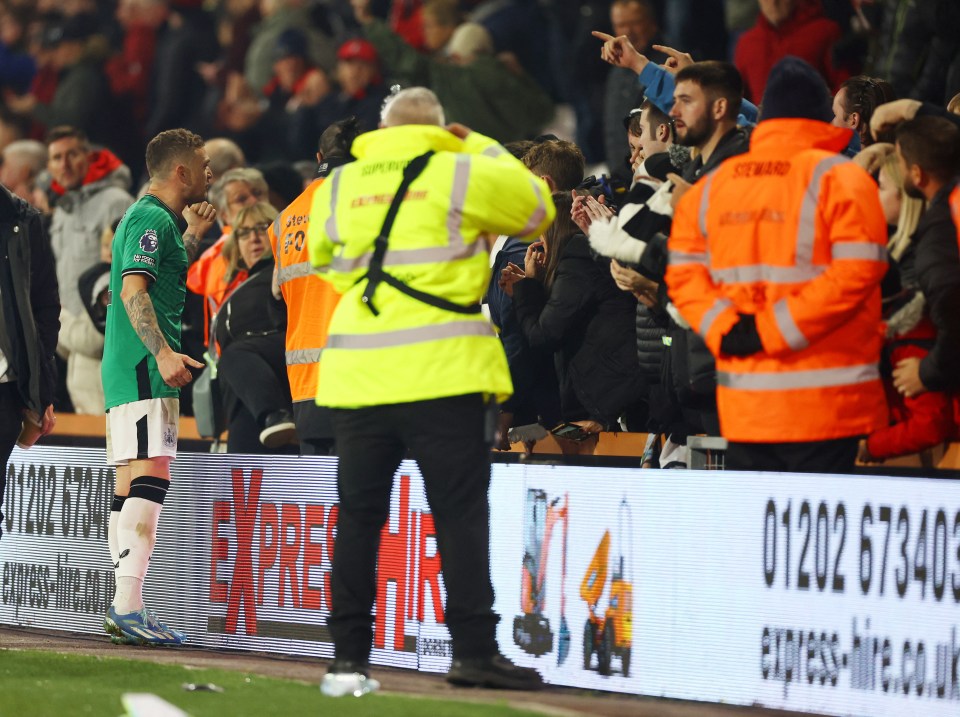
[550,422,591,442]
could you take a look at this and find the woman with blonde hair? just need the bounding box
[858,152,955,464]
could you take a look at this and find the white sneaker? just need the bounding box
[320,671,380,697]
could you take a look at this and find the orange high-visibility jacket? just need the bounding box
[268,178,340,403]
[666,119,889,443]
[186,232,246,346]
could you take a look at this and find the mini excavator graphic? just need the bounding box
[513,489,570,664]
[581,497,633,677]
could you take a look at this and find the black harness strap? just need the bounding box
[360,151,481,317]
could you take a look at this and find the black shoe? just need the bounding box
[446,654,544,690]
[259,410,297,448]
[326,658,372,676]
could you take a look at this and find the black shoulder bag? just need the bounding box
[359,151,482,317]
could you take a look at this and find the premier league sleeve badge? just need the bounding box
[139,229,159,253]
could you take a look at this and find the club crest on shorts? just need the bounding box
[139,230,159,253]
[163,426,176,447]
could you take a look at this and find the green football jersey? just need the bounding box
[102,195,188,410]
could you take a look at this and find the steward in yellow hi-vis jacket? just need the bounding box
[307,88,554,697]
[308,124,553,408]
[666,58,888,474]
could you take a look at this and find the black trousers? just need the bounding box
[218,334,293,453]
[293,400,335,456]
[725,437,860,473]
[0,383,25,541]
[330,393,498,662]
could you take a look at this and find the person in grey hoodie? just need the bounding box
[46,126,134,414]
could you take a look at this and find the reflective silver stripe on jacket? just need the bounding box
[326,320,495,350]
[277,261,314,286]
[669,250,708,266]
[272,216,282,238]
[699,297,732,338]
[329,240,486,272]
[700,154,867,286]
[482,144,507,158]
[795,154,847,266]
[328,155,485,273]
[516,178,548,237]
[447,154,471,248]
[286,348,322,365]
[831,241,888,261]
[325,169,343,245]
[717,362,879,391]
[773,298,808,351]
[709,264,824,284]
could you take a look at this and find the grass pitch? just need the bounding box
[0,649,544,717]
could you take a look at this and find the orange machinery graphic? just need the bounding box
[581,497,633,676]
[513,489,570,664]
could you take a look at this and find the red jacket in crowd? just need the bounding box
[734,0,848,103]
[867,317,956,460]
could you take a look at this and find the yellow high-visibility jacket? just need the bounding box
[307,124,555,408]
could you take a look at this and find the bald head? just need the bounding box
[204,137,246,180]
[380,87,446,128]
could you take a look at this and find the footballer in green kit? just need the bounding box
[100,129,216,647]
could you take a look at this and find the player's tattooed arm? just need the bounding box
[182,231,202,263]
[123,289,168,357]
[182,202,217,264]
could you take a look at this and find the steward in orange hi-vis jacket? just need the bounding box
[666,58,889,472]
[267,118,357,455]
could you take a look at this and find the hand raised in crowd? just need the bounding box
[653,44,694,75]
[523,240,546,280]
[892,356,927,398]
[157,348,204,389]
[591,31,648,74]
[610,260,659,308]
[852,142,894,174]
[667,173,693,210]
[571,191,613,234]
[499,262,525,297]
[870,99,921,141]
[183,201,217,236]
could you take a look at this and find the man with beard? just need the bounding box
[668,61,751,195]
[101,129,217,646]
[890,116,960,398]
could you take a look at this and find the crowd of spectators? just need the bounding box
[1,0,958,462]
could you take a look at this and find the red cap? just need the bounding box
[337,38,379,65]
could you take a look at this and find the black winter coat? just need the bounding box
[0,185,60,414]
[213,256,286,354]
[911,180,960,392]
[512,234,643,426]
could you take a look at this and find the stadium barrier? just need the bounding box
[2,445,960,717]
[39,413,960,467]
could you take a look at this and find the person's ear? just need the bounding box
[712,97,727,121]
[911,164,927,191]
[848,111,861,130]
[541,175,556,192]
[657,123,669,142]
